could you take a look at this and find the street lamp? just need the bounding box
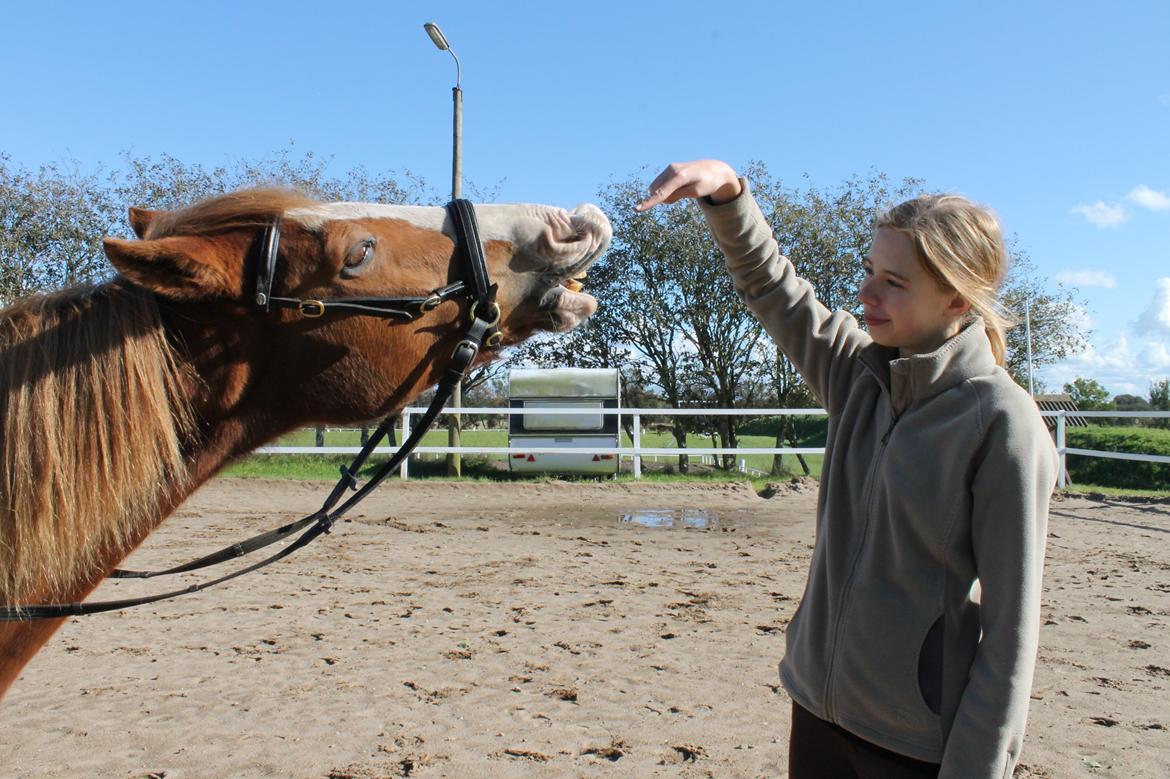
[424,21,462,200]
[424,21,464,475]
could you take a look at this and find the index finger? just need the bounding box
[634,166,691,212]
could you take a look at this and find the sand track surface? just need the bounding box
[2,480,1167,778]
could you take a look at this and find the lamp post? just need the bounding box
[1025,297,1035,398]
[424,22,462,200]
[424,21,464,475]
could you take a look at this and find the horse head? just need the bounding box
[101,191,612,429]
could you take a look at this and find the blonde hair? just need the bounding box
[877,194,1012,365]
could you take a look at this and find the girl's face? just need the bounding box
[859,227,971,357]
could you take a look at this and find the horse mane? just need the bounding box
[145,187,317,239]
[0,282,195,603]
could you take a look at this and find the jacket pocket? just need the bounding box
[915,614,945,716]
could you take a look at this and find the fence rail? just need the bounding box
[255,406,1170,486]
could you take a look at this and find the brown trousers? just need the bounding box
[789,702,941,779]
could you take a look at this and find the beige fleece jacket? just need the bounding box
[700,183,1058,778]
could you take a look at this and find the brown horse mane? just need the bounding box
[0,282,195,603]
[144,187,317,239]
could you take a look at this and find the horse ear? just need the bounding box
[103,236,239,300]
[127,207,163,239]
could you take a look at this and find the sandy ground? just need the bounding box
[0,478,1167,778]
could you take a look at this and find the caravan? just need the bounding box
[507,368,621,475]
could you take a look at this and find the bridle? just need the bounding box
[1,199,502,621]
[255,202,502,337]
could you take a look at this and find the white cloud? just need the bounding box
[1127,185,1170,212]
[1160,93,1170,107]
[1044,331,1170,397]
[1139,340,1170,371]
[1136,277,1170,337]
[1054,269,1117,289]
[1048,281,1170,395]
[1072,201,1128,227]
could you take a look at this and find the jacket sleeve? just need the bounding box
[939,390,1058,778]
[698,180,871,413]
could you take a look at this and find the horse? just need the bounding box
[0,188,611,698]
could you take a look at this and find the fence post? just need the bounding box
[400,410,411,481]
[633,412,642,480]
[1056,411,1067,488]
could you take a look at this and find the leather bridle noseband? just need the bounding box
[2,199,502,621]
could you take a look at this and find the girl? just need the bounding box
[636,160,1057,779]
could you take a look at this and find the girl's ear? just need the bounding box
[947,292,973,318]
[103,235,240,300]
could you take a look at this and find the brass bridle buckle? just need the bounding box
[299,299,326,318]
[470,301,503,349]
[470,301,501,328]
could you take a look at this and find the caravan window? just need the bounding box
[509,398,619,434]
[518,400,602,431]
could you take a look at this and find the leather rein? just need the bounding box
[1,199,500,621]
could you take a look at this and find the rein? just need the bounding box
[1,199,499,621]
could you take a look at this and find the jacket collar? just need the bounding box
[858,317,998,413]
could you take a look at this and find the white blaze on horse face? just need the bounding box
[284,202,611,272]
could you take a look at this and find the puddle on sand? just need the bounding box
[620,508,723,529]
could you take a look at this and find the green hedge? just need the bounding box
[1066,426,1170,490]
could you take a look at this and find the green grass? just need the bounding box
[226,427,823,481]
[1060,483,1170,500]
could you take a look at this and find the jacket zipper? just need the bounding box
[823,383,899,721]
[881,412,899,445]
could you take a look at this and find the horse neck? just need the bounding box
[159,299,447,491]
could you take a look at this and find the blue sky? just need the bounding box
[2,1,1167,396]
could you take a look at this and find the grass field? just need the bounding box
[226,427,824,482]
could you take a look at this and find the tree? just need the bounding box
[1148,379,1169,429]
[114,146,436,211]
[2,147,438,309]
[1,154,122,304]
[1114,394,1151,410]
[1063,378,1113,411]
[1001,246,1089,392]
[1112,393,1151,426]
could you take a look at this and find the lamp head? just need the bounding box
[424,22,450,51]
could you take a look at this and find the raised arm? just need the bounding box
[637,160,871,411]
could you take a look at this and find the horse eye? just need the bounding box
[342,238,376,278]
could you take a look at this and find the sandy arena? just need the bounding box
[1,478,1167,778]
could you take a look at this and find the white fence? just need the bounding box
[257,407,825,480]
[256,406,1170,488]
[1047,410,1170,488]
